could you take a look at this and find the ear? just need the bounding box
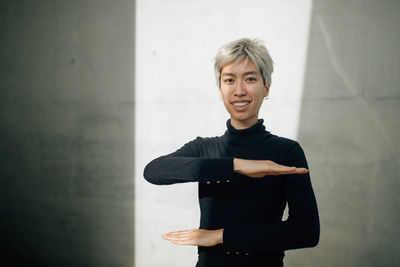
[263,84,270,97]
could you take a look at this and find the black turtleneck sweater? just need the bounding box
[144,119,319,259]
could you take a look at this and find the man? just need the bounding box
[144,38,319,267]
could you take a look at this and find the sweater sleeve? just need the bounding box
[222,142,320,253]
[143,137,235,185]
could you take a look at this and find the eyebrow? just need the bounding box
[221,72,235,77]
[221,71,259,77]
[242,71,258,76]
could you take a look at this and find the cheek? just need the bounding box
[219,88,230,100]
[250,87,265,102]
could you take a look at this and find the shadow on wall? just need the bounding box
[290,0,400,266]
[0,1,135,267]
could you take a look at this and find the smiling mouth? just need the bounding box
[232,101,251,107]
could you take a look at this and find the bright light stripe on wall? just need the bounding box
[135,1,312,266]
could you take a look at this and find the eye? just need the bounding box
[224,78,234,84]
[245,77,257,82]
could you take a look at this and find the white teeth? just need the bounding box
[233,102,250,107]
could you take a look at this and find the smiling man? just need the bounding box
[219,58,269,130]
[144,38,320,267]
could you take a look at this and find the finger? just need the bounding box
[170,239,196,246]
[163,232,192,239]
[162,232,191,240]
[269,166,296,175]
[162,234,190,241]
[270,162,294,170]
[295,167,308,174]
[267,166,308,175]
[281,166,297,174]
[163,235,190,241]
[162,230,191,237]
[169,230,192,234]
[281,167,308,175]
[282,167,308,174]
[164,230,191,235]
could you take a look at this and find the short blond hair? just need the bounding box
[214,38,274,87]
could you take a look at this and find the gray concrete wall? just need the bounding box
[292,0,400,266]
[2,0,399,266]
[0,1,134,266]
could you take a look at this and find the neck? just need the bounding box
[230,117,259,130]
[224,118,269,146]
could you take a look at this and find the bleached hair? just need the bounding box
[214,38,274,88]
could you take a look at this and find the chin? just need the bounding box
[231,113,251,120]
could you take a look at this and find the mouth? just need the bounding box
[232,101,251,107]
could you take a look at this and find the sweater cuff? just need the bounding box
[199,157,234,183]
[222,227,251,254]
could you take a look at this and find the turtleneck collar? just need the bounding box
[223,119,270,145]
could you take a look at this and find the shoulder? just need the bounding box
[265,134,307,165]
[191,135,224,148]
[185,135,224,156]
[267,133,302,152]
[185,135,222,145]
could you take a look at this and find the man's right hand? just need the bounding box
[233,158,308,178]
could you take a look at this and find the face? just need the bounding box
[219,58,269,129]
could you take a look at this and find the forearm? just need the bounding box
[144,155,234,185]
[233,158,308,177]
[222,214,319,253]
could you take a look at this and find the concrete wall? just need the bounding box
[0,1,135,266]
[295,1,400,266]
[1,0,398,266]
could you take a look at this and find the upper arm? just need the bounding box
[282,142,320,244]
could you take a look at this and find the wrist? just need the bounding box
[233,158,242,174]
[216,229,224,244]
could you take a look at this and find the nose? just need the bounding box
[234,80,246,97]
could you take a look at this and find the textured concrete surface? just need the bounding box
[0,1,135,266]
[293,0,400,266]
[1,0,398,266]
